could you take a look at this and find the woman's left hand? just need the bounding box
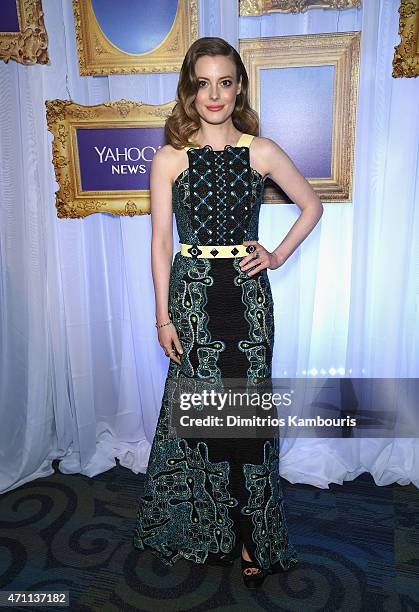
[239,241,281,277]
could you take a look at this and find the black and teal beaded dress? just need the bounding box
[133,134,299,572]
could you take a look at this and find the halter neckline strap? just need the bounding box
[184,133,254,152]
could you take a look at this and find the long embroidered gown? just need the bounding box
[133,133,299,572]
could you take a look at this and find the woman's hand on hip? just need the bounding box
[240,241,282,277]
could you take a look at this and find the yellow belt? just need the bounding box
[180,243,256,258]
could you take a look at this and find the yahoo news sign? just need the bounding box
[76,127,163,191]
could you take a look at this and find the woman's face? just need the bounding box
[193,55,241,126]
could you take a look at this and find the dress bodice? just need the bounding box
[172,133,265,245]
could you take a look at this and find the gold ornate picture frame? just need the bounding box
[393,0,419,78]
[46,99,176,219]
[240,32,360,204]
[239,0,361,16]
[0,0,49,65]
[72,0,198,76]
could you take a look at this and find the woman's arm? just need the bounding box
[253,137,324,269]
[150,146,173,322]
[150,146,183,364]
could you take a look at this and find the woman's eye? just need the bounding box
[198,80,233,87]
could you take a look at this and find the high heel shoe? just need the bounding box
[241,556,268,589]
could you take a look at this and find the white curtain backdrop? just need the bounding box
[0,0,418,494]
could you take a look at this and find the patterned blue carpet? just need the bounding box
[0,459,418,611]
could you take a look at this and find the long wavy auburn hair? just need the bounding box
[165,37,259,150]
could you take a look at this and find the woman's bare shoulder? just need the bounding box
[249,136,287,178]
[251,135,284,155]
[153,143,179,161]
[247,136,277,178]
[153,144,186,183]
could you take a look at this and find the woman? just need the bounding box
[134,36,323,589]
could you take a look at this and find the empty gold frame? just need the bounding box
[72,0,198,76]
[239,0,361,16]
[239,32,361,204]
[393,0,419,78]
[46,99,176,218]
[0,0,49,65]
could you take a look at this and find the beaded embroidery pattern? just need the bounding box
[133,136,299,571]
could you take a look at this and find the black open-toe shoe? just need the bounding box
[241,556,268,589]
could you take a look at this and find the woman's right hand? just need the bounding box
[158,322,183,365]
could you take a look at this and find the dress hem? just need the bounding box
[133,535,299,572]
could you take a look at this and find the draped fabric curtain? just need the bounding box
[242,1,419,487]
[0,0,418,494]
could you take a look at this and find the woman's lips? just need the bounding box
[207,105,224,111]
